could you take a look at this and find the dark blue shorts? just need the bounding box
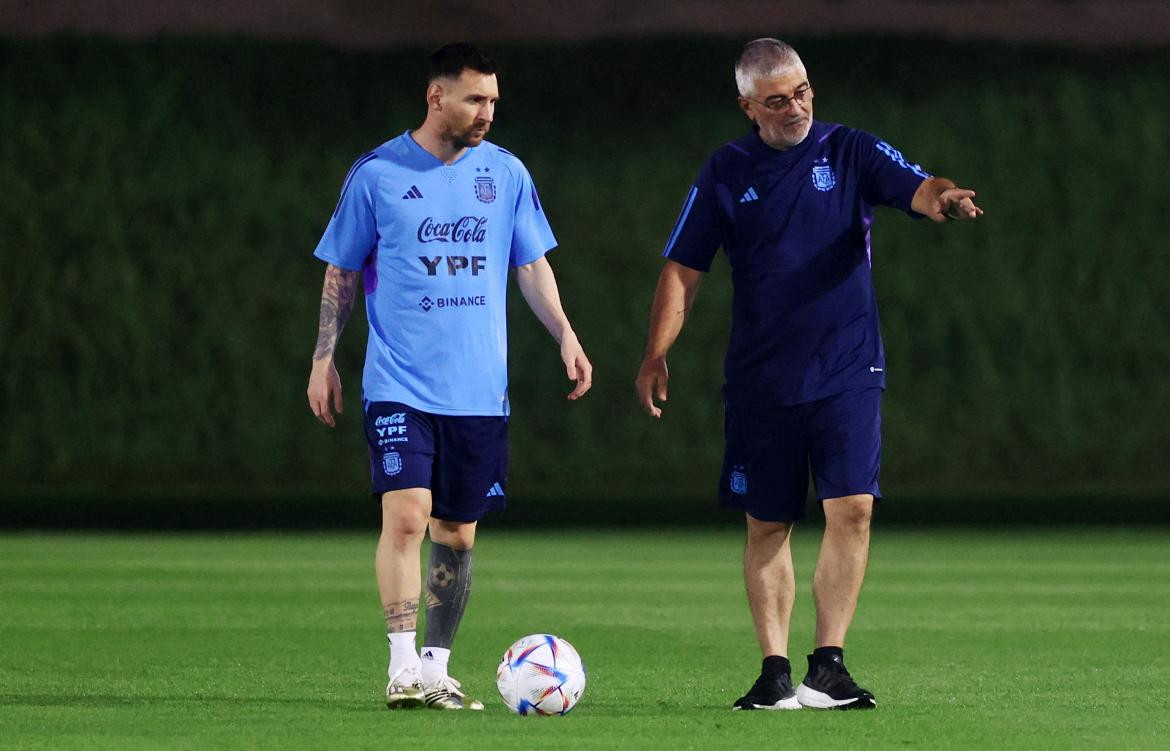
[719,388,882,522]
[365,401,508,523]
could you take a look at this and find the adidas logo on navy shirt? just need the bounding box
[739,187,759,203]
[485,482,505,498]
[402,185,423,200]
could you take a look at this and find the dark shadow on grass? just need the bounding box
[0,693,373,710]
[3,493,1169,530]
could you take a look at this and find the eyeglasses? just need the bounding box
[745,84,812,112]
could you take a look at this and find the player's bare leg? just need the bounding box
[744,515,796,657]
[734,515,801,710]
[813,494,873,646]
[795,493,876,709]
[377,487,432,708]
[420,519,484,710]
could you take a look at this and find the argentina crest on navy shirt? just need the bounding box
[663,120,931,407]
[313,131,556,416]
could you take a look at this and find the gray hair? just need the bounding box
[734,38,805,97]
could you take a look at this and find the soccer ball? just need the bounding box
[496,634,586,716]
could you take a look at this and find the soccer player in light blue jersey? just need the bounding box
[636,39,982,711]
[307,43,592,711]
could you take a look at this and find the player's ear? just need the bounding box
[736,96,754,122]
[426,81,444,111]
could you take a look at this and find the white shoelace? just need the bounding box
[428,676,465,697]
[388,665,422,687]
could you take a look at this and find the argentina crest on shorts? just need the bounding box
[474,175,496,203]
[382,451,403,476]
[730,466,748,495]
[811,158,836,192]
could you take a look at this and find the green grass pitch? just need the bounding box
[2,527,1168,749]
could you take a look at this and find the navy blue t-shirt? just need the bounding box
[663,120,930,406]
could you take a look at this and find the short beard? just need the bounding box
[443,122,487,150]
[762,117,811,150]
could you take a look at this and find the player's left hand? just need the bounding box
[307,358,344,428]
[561,333,593,401]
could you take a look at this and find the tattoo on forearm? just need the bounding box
[383,599,419,633]
[313,265,360,360]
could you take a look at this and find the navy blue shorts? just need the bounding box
[365,401,508,523]
[719,388,882,522]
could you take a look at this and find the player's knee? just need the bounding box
[382,493,430,540]
[430,519,477,549]
[824,494,873,531]
[745,515,794,544]
[384,513,428,543]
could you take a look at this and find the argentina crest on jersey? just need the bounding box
[474,175,496,203]
[382,451,403,476]
[811,157,836,192]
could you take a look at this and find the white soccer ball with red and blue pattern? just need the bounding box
[496,634,586,716]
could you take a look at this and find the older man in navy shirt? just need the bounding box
[636,38,982,711]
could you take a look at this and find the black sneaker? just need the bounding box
[795,652,876,710]
[732,657,801,711]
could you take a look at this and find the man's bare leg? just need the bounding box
[744,515,796,657]
[419,518,482,709]
[734,514,801,710]
[376,487,431,707]
[813,494,873,647]
[795,493,877,709]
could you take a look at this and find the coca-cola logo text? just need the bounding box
[417,216,488,244]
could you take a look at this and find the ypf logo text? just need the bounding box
[419,256,487,276]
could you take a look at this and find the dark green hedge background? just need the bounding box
[3,36,1168,506]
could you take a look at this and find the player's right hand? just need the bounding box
[307,359,343,428]
[635,357,669,419]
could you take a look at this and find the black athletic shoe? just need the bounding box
[795,652,876,710]
[732,659,801,710]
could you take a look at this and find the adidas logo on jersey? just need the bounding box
[485,482,505,498]
[402,185,423,200]
[739,187,759,203]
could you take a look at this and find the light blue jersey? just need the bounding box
[314,131,556,415]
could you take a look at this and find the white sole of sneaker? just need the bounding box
[732,695,802,711]
[795,684,875,709]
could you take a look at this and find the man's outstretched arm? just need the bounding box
[307,263,360,427]
[514,255,593,401]
[635,260,704,419]
[912,176,984,223]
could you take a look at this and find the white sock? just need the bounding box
[387,631,419,679]
[419,646,451,685]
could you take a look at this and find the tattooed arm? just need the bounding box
[307,263,360,428]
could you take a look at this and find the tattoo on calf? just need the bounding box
[313,265,359,360]
[423,543,474,650]
[430,562,456,590]
[383,599,419,633]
